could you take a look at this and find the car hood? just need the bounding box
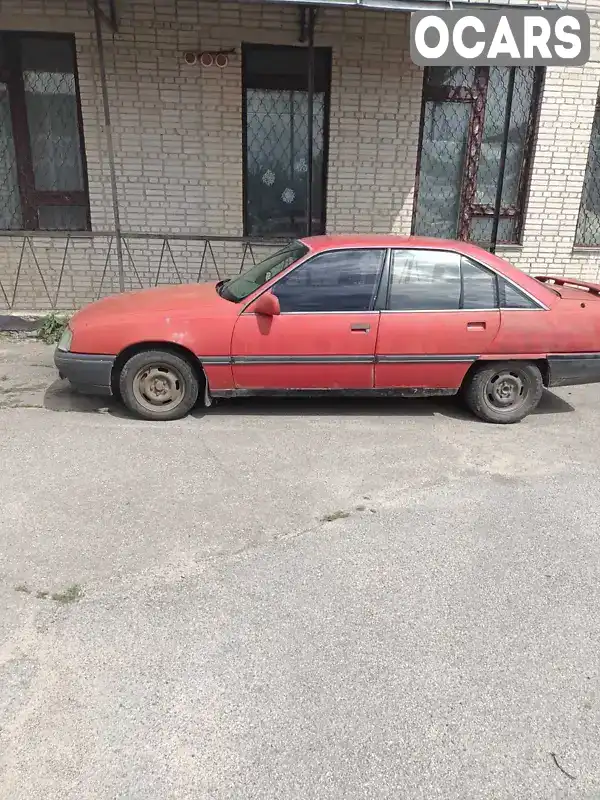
[71,282,228,325]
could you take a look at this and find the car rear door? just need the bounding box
[230,248,385,390]
[375,248,501,390]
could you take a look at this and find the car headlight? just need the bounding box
[57,326,73,352]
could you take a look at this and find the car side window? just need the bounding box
[388,249,461,310]
[461,257,498,309]
[271,249,384,313]
[499,279,540,309]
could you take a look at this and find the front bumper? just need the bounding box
[54,350,115,396]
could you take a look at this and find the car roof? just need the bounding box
[299,234,486,257]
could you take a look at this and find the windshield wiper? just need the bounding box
[215,279,230,297]
[216,279,236,302]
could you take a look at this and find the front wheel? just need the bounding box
[119,349,200,421]
[462,361,543,424]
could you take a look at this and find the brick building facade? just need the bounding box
[1,0,600,309]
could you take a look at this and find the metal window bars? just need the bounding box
[575,95,600,247]
[412,66,543,248]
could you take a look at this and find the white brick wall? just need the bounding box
[0,0,423,307]
[0,0,600,308]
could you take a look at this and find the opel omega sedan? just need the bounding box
[55,235,600,423]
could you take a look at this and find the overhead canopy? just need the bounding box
[237,0,562,12]
[90,0,564,30]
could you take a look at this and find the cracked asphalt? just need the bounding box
[1,336,600,799]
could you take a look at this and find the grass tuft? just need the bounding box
[321,510,351,522]
[50,584,83,605]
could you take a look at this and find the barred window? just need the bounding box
[413,67,543,247]
[575,96,600,246]
[0,32,89,231]
[242,44,331,238]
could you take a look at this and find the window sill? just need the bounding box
[494,243,523,252]
[572,246,600,254]
[470,242,523,252]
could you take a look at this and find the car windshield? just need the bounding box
[219,241,308,302]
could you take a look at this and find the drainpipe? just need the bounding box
[93,0,125,292]
[306,7,316,237]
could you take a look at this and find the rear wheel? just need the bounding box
[119,349,199,421]
[462,361,543,424]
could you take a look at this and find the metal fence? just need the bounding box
[0,231,286,311]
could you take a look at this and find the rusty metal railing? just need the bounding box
[0,231,287,311]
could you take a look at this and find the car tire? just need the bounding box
[462,361,543,424]
[119,349,200,421]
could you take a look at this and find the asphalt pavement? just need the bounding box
[1,337,599,799]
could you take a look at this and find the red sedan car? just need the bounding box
[55,235,600,423]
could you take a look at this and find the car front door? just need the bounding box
[231,248,385,390]
[375,248,501,390]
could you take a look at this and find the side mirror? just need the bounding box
[251,291,280,316]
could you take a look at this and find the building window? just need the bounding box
[413,66,543,246]
[575,96,600,246]
[242,44,331,238]
[0,32,89,231]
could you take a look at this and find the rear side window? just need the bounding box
[388,249,461,310]
[499,280,540,309]
[388,250,500,311]
[461,257,498,309]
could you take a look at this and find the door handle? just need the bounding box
[467,321,486,331]
[350,323,370,332]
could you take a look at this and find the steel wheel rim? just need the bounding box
[483,369,529,414]
[132,363,186,413]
